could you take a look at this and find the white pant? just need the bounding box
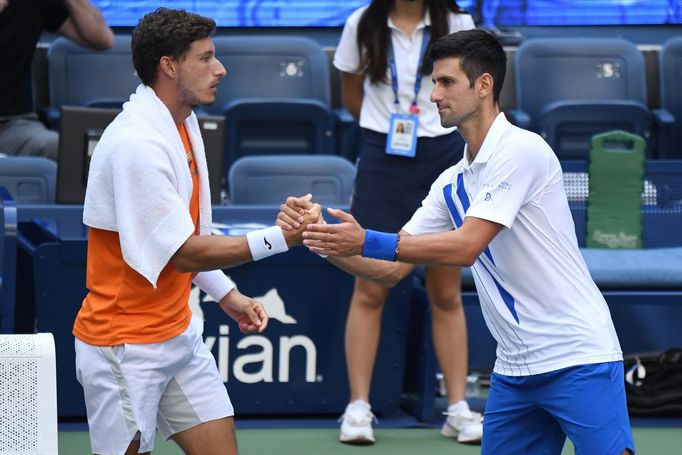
[75,316,233,455]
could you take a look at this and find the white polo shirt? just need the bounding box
[333,6,475,137]
[404,113,623,376]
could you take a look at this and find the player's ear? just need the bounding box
[477,73,493,99]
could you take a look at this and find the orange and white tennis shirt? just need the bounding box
[73,84,216,346]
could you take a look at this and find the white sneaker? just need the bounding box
[441,402,483,444]
[339,400,376,444]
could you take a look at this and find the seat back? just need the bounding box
[0,157,56,204]
[48,35,138,111]
[223,99,336,175]
[514,37,648,132]
[659,37,682,159]
[211,36,336,176]
[540,100,653,159]
[228,155,355,206]
[211,35,331,114]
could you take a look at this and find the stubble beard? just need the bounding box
[178,75,213,108]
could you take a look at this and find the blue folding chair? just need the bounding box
[510,38,654,159]
[0,156,56,204]
[47,35,138,126]
[211,36,338,179]
[228,155,355,207]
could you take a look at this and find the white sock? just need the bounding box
[448,400,472,417]
[348,400,371,412]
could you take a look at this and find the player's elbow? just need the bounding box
[374,263,412,288]
[171,255,196,273]
[376,274,401,288]
[459,246,481,267]
[460,254,476,267]
[171,241,202,273]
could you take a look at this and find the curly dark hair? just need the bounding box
[132,8,216,86]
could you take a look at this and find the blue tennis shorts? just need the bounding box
[482,362,635,455]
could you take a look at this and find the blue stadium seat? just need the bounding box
[212,35,331,108]
[222,98,336,166]
[510,38,655,159]
[655,37,682,159]
[0,188,17,333]
[0,156,56,204]
[46,35,138,126]
[211,36,339,175]
[228,155,355,206]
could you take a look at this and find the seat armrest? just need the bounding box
[653,108,675,126]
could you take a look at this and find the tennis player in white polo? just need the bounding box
[279,29,634,455]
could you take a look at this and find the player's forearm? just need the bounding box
[327,255,412,287]
[172,235,253,273]
[395,230,480,268]
[173,223,306,273]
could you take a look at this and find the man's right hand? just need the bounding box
[278,194,313,230]
[280,195,322,247]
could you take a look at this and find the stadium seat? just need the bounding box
[0,156,56,204]
[212,35,331,108]
[655,36,682,159]
[46,35,138,127]
[510,37,655,159]
[228,155,355,206]
[211,36,339,177]
[222,98,336,167]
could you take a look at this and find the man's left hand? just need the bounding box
[218,289,269,334]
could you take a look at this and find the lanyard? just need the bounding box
[388,26,431,115]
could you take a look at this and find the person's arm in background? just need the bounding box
[58,0,114,50]
[341,71,364,121]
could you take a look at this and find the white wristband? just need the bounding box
[193,270,236,302]
[246,225,289,261]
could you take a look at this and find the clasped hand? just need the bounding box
[277,194,366,257]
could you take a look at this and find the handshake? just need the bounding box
[277,194,367,257]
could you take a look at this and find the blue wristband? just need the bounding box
[361,230,398,261]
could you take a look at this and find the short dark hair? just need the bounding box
[429,29,506,105]
[132,8,216,86]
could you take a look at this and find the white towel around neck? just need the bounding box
[83,84,214,288]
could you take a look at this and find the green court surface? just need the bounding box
[59,426,682,454]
